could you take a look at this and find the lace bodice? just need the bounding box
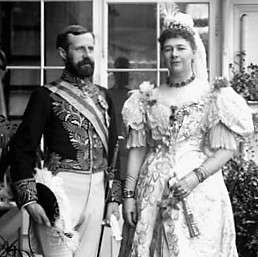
[122,80,254,152]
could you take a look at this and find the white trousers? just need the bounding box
[31,172,105,257]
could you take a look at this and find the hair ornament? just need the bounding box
[159,1,195,35]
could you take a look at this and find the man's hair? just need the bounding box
[114,57,129,69]
[56,25,94,51]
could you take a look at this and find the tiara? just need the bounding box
[163,19,195,35]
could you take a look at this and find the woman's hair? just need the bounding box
[158,28,196,51]
[56,25,95,51]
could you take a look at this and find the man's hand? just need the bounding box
[25,202,51,227]
[105,202,120,223]
[122,198,137,227]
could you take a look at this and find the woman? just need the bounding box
[118,9,254,257]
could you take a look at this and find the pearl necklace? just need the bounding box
[166,74,196,88]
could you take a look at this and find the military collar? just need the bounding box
[61,69,92,89]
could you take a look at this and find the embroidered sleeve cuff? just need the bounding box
[107,179,122,204]
[11,178,38,208]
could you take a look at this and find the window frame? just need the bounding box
[3,0,220,105]
[102,0,219,88]
[2,0,95,117]
[5,0,95,86]
[221,0,258,78]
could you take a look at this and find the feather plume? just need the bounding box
[159,1,178,21]
[159,1,194,33]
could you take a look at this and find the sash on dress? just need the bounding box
[46,81,109,154]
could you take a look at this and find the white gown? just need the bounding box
[119,79,254,257]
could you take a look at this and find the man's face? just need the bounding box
[65,32,95,78]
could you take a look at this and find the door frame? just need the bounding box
[222,0,258,78]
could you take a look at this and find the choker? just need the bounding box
[166,74,196,88]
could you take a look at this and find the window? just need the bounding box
[0,0,218,120]
[0,1,93,118]
[105,1,211,91]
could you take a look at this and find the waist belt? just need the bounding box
[54,167,106,175]
[48,158,106,175]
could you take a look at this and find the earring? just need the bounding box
[191,59,195,73]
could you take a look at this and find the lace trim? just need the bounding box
[203,87,254,138]
[127,129,147,148]
[12,178,37,208]
[208,122,238,150]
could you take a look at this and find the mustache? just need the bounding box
[78,58,94,66]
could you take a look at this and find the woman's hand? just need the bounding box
[122,198,137,227]
[172,172,199,199]
[25,202,51,227]
[105,202,120,225]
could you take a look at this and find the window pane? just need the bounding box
[160,71,169,85]
[45,69,63,84]
[8,90,32,117]
[45,1,93,66]
[108,71,156,90]
[5,69,40,117]
[10,69,40,86]
[108,4,157,69]
[0,2,40,66]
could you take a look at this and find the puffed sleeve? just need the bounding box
[203,85,254,151]
[122,90,147,148]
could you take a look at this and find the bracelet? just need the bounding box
[122,190,135,199]
[193,166,208,183]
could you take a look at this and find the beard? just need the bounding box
[65,56,95,79]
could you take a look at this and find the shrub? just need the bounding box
[223,157,258,257]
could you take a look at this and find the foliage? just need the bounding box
[223,157,258,257]
[229,56,258,101]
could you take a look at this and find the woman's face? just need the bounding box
[162,36,195,77]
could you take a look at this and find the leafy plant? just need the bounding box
[229,53,258,101]
[223,157,258,257]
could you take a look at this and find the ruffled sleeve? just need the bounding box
[122,90,147,148]
[203,85,254,150]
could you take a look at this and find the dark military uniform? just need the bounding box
[10,69,121,257]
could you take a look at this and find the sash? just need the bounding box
[46,81,109,154]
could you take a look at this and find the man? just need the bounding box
[9,25,121,257]
[108,57,130,179]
